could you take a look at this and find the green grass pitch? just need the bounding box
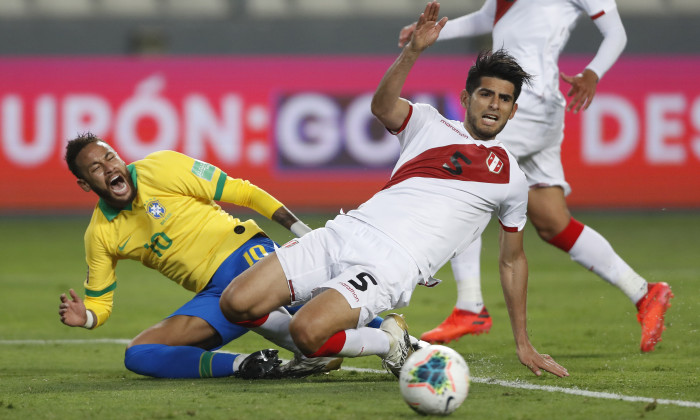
[0,211,698,419]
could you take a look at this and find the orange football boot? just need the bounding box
[636,282,673,352]
[420,307,492,344]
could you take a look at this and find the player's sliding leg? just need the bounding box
[124,314,280,379]
[234,306,344,377]
[124,344,279,379]
[529,186,674,352]
[279,304,385,377]
[421,237,492,344]
[220,254,347,377]
[288,289,413,378]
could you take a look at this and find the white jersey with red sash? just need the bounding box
[346,103,528,279]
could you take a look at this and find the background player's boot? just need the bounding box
[420,307,492,344]
[278,353,343,378]
[235,349,282,379]
[637,282,673,352]
[380,313,413,378]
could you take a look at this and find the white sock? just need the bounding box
[232,353,247,371]
[451,237,484,313]
[569,225,648,304]
[250,308,300,353]
[337,327,390,358]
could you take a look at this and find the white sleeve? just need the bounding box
[585,6,627,80]
[438,0,495,41]
[497,160,528,232]
[394,102,435,148]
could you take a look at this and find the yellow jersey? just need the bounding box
[82,150,283,328]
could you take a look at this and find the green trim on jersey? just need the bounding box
[85,281,117,297]
[97,164,138,221]
[213,171,227,201]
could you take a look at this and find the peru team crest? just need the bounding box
[146,199,166,219]
[486,152,503,174]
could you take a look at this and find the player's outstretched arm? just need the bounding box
[58,288,89,327]
[398,0,494,47]
[271,206,312,237]
[516,343,569,378]
[498,229,569,378]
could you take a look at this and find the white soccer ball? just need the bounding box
[399,345,470,416]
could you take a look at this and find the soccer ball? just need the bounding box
[399,345,470,416]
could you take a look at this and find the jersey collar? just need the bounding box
[97,163,138,221]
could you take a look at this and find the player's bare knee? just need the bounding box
[219,288,251,322]
[289,317,323,355]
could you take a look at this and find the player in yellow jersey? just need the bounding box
[57,133,334,379]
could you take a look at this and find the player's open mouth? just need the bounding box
[482,114,498,125]
[109,174,129,196]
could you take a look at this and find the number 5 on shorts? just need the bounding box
[348,272,378,292]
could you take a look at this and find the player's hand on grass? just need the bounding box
[560,68,599,114]
[59,288,87,327]
[398,22,417,48]
[517,345,569,378]
[408,1,448,52]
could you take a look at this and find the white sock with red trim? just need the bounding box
[338,328,391,358]
[308,328,390,358]
[549,218,648,304]
[249,308,299,353]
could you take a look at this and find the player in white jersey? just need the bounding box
[398,0,673,352]
[220,2,568,379]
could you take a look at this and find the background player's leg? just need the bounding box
[528,186,648,300]
[528,186,672,351]
[452,238,485,313]
[421,238,492,343]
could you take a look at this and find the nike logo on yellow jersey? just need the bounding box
[118,236,131,251]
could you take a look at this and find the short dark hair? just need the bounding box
[65,133,101,179]
[465,49,533,101]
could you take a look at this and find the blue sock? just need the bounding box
[284,305,300,315]
[367,316,383,328]
[125,344,240,378]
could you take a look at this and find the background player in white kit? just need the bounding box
[220,2,568,379]
[398,0,673,352]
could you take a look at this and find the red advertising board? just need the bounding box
[1,55,699,212]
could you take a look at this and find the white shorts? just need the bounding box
[499,91,571,195]
[275,215,422,327]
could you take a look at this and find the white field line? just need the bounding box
[2,338,699,409]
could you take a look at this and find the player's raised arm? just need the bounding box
[498,228,569,378]
[372,1,447,131]
[560,6,626,113]
[398,0,494,47]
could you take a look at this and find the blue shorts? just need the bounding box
[169,235,277,350]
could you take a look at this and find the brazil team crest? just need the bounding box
[145,199,167,219]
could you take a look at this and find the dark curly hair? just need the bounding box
[465,49,533,102]
[65,133,101,179]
